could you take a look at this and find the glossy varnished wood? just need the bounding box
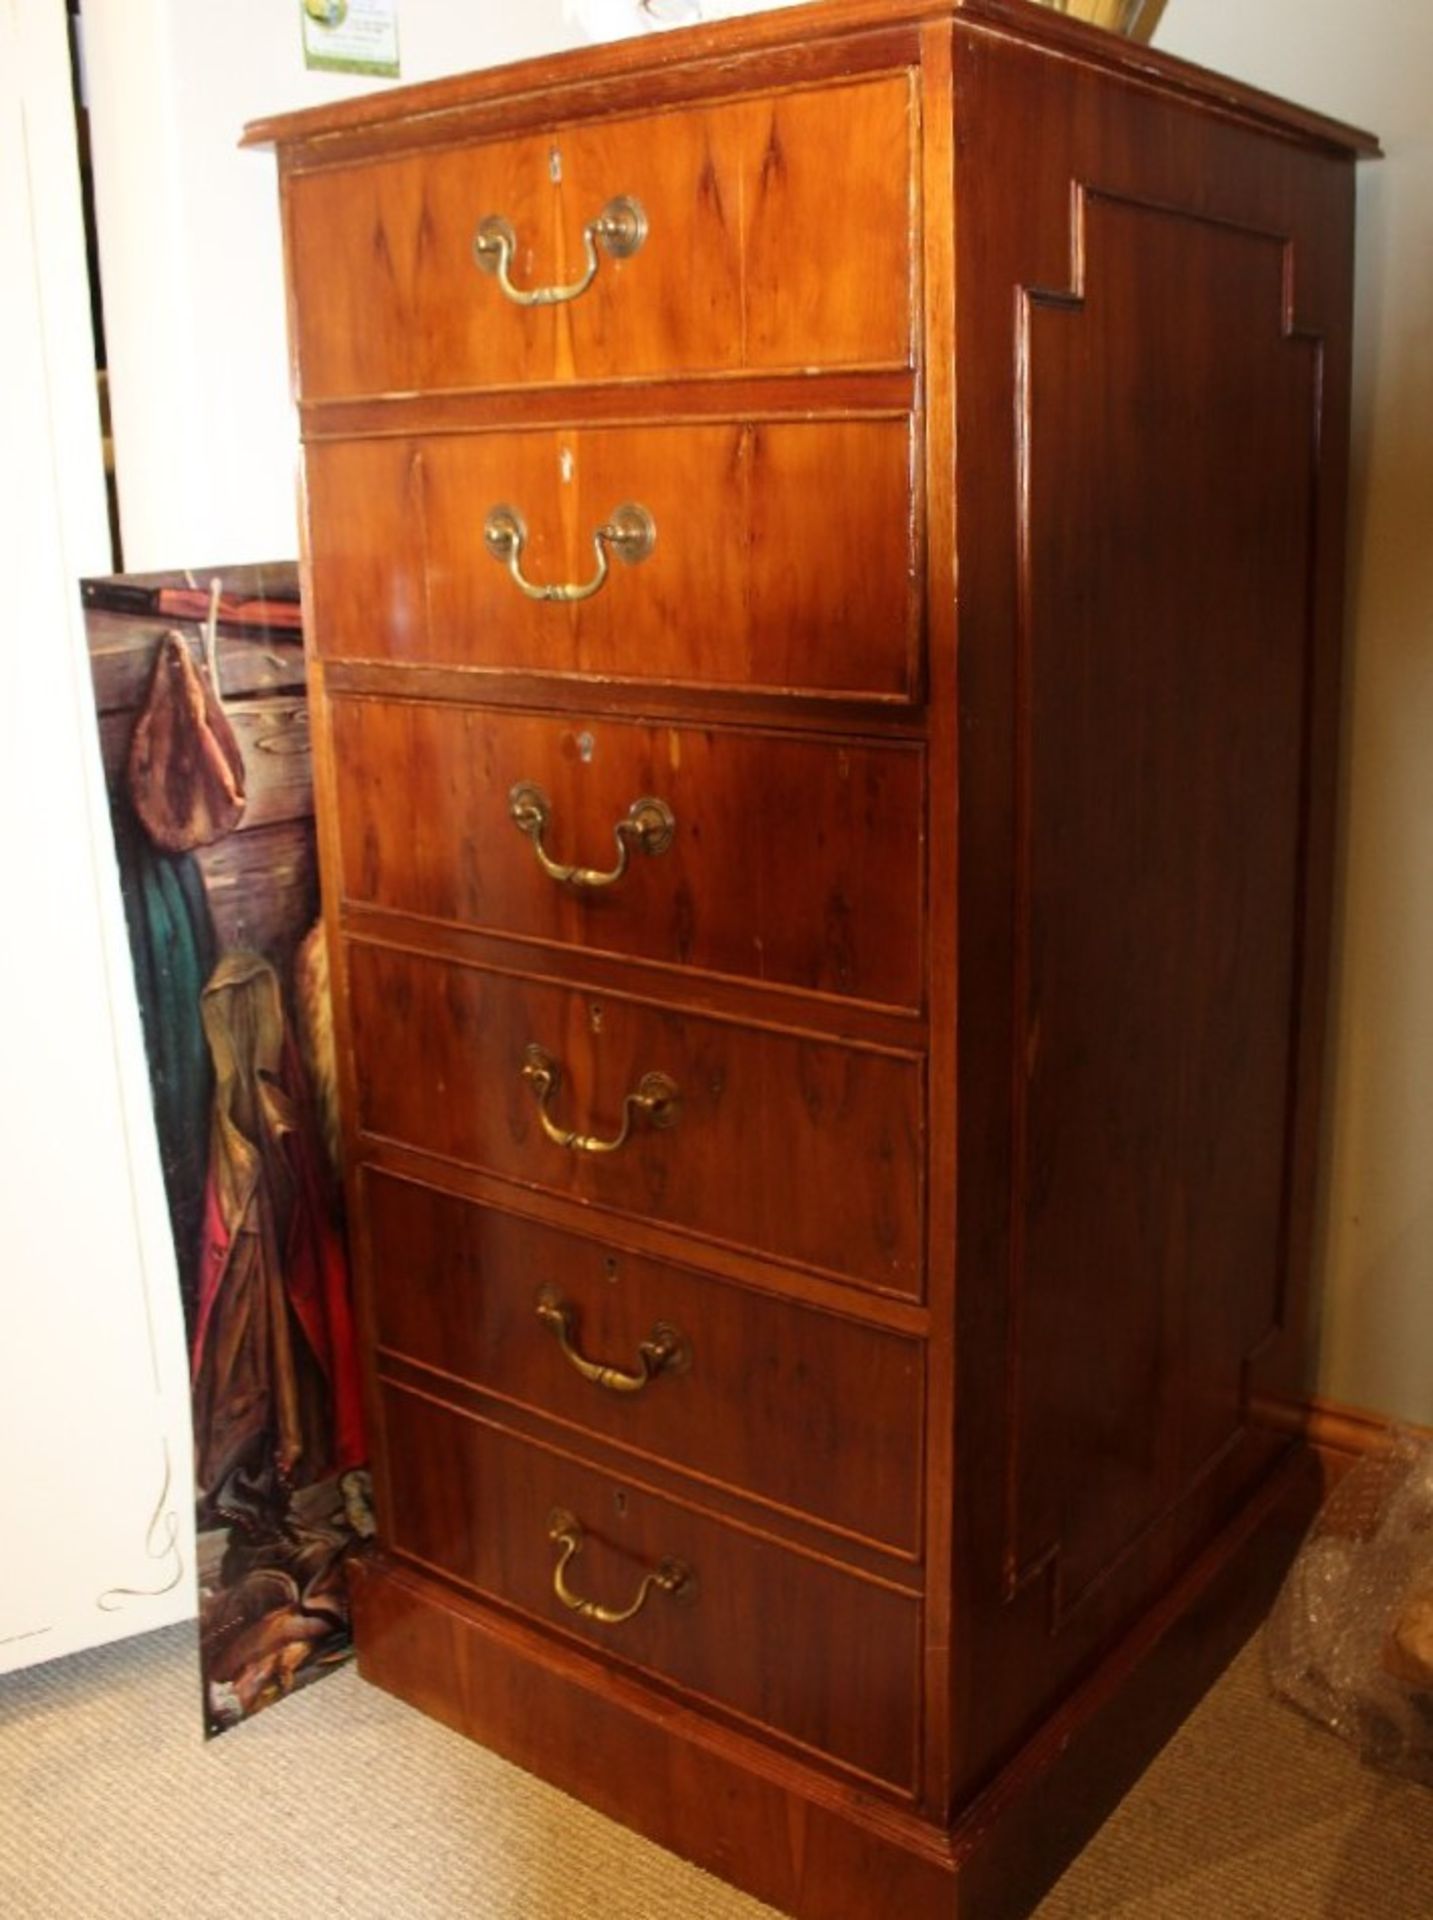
[256,0,1374,1911]
[304,416,920,699]
[344,939,924,1296]
[1013,202,1312,1597]
[300,368,915,440]
[379,1382,923,1790]
[362,1171,925,1555]
[338,900,926,1058]
[349,1441,1316,1919]
[356,1139,931,1336]
[243,0,1376,161]
[352,1557,960,1920]
[321,655,930,736]
[948,23,1363,1801]
[328,696,926,1009]
[286,74,915,399]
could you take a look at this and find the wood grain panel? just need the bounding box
[329,697,925,1008]
[194,819,319,971]
[363,1172,925,1554]
[1003,192,1319,1623]
[345,940,924,1296]
[286,75,913,399]
[949,24,1361,1803]
[381,1382,923,1789]
[305,417,919,699]
[86,611,305,712]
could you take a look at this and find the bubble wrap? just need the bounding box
[1266,1430,1433,1782]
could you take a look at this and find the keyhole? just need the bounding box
[549,146,562,184]
[590,1002,604,1034]
[602,1254,619,1283]
[613,1489,628,1519]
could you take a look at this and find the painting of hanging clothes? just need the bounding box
[82,563,371,1736]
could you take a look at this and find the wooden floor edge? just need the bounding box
[347,1446,1320,1919]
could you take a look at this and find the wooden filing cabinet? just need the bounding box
[246,3,1376,1912]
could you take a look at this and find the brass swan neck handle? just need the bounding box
[508,783,675,892]
[546,1508,694,1626]
[482,502,655,605]
[536,1284,691,1394]
[472,196,647,308]
[521,1044,680,1156]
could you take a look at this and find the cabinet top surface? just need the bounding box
[242,0,1378,160]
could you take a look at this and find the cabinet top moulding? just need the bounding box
[240,0,1379,163]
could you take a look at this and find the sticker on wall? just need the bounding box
[300,0,400,78]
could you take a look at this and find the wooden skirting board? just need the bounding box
[1255,1393,1433,1490]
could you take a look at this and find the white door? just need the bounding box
[0,0,194,1674]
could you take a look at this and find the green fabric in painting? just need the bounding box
[115,803,217,1335]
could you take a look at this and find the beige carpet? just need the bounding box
[2,1622,1429,1918]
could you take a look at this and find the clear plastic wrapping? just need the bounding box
[1266,1429,1433,1782]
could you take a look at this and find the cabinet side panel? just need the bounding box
[949,24,1357,1798]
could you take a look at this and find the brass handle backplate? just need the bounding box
[521,1044,679,1157]
[546,1508,694,1625]
[508,782,675,891]
[472,196,647,308]
[536,1284,691,1394]
[483,502,655,605]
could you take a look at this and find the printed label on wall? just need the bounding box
[300,0,400,78]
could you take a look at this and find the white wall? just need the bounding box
[82,0,580,570]
[1153,1,1433,1425]
[82,0,809,570]
[0,0,194,1673]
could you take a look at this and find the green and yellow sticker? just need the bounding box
[300,0,400,78]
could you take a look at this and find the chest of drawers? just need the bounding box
[246,4,1375,1912]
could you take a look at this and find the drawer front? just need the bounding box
[346,942,923,1295]
[381,1382,921,1788]
[287,76,915,400]
[306,418,918,700]
[364,1173,924,1554]
[330,698,925,1010]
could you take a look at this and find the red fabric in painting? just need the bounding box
[190,953,364,1502]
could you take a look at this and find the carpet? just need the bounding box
[2,1622,1429,1916]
